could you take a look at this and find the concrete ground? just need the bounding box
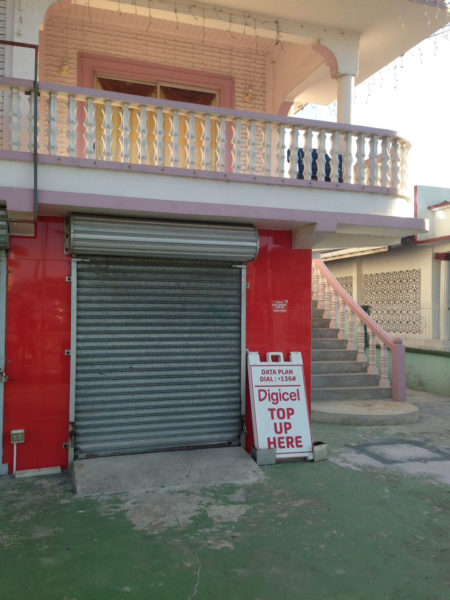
[1,389,450,600]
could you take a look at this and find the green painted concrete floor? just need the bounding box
[1,390,450,600]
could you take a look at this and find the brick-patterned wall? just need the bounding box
[41,12,267,112]
[0,0,6,146]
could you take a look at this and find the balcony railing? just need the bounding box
[0,77,409,194]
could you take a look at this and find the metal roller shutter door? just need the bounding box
[74,257,243,458]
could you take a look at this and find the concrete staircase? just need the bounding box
[311,300,392,403]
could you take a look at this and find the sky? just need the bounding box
[300,24,450,191]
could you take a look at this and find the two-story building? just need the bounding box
[0,0,448,475]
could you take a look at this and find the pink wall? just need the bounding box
[246,230,312,451]
[3,218,71,472]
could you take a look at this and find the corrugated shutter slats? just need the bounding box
[74,258,242,458]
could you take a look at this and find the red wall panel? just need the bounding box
[246,230,312,451]
[3,218,71,472]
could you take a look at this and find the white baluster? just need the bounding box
[288,126,297,179]
[356,319,366,362]
[380,136,390,187]
[355,133,365,185]
[368,135,379,186]
[316,129,326,181]
[303,127,312,180]
[10,87,21,151]
[249,119,257,174]
[234,118,242,174]
[312,265,319,299]
[170,108,179,168]
[391,138,400,189]
[102,99,113,161]
[367,330,378,375]
[262,121,270,177]
[346,309,356,351]
[338,298,347,340]
[203,113,211,170]
[400,141,409,192]
[68,95,77,157]
[139,105,148,165]
[187,112,196,169]
[330,130,340,183]
[85,97,96,159]
[28,89,38,153]
[121,102,131,163]
[155,107,164,167]
[277,123,285,177]
[378,343,390,387]
[342,131,353,184]
[217,116,226,172]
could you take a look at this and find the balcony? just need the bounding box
[0,76,422,247]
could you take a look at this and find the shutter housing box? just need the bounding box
[67,215,259,262]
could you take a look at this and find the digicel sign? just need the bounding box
[248,352,314,460]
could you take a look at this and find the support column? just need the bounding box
[337,74,354,124]
[440,259,450,342]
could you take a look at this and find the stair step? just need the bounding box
[312,373,380,388]
[313,338,347,349]
[312,349,359,361]
[312,328,339,338]
[312,318,330,328]
[312,361,368,374]
[312,310,325,318]
[312,386,392,402]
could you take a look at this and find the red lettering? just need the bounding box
[277,408,286,419]
[278,437,286,449]
[283,422,292,433]
[295,436,303,448]
[258,389,268,402]
[286,436,294,448]
[286,408,294,419]
[267,437,277,449]
[268,408,276,420]
[274,422,283,434]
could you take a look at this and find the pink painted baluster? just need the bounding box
[346,308,356,351]
[217,116,226,172]
[367,330,378,375]
[329,289,338,329]
[379,343,390,387]
[356,319,366,362]
[338,298,347,340]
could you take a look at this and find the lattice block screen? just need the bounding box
[336,275,353,297]
[362,269,422,334]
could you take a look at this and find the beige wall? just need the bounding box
[40,8,268,112]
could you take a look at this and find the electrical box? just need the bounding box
[11,429,25,444]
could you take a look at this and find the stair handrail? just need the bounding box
[313,258,406,402]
